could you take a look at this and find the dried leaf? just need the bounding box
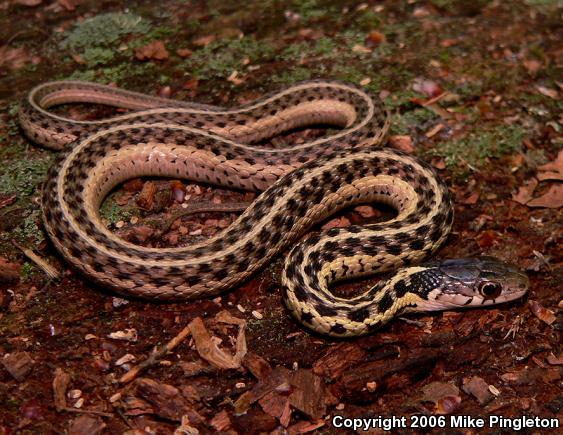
[176,48,193,58]
[537,150,563,181]
[528,300,556,325]
[0,46,30,70]
[188,317,246,370]
[512,178,538,205]
[321,216,350,230]
[135,40,169,61]
[536,86,558,99]
[192,35,215,47]
[461,191,480,205]
[546,353,563,365]
[412,78,443,98]
[526,184,563,208]
[365,30,385,47]
[57,0,75,11]
[389,135,415,153]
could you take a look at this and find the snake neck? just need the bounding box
[283,263,449,337]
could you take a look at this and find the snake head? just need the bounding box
[420,256,530,310]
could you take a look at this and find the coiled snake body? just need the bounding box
[19,80,529,336]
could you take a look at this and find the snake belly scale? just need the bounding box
[19,80,529,337]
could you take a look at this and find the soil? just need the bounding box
[0,1,561,434]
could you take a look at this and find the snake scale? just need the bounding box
[18,80,529,336]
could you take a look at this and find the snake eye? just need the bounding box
[479,281,502,299]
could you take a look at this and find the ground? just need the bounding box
[0,0,561,434]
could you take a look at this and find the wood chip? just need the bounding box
[68,415,106,435]
[312,343,367,380]
[135,378,204,423]
[2,352,33,381]
[243,352,273,380]
[461,376,493,404]
[53,367,71,411]
[0,258,20,284]
[528,300,556,325]
[210,410,232,432]
[137,181,157,210]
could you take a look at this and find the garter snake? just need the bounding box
[18,80,529,336]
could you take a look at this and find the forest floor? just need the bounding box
[0,0,561,434]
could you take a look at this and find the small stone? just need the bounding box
[115,354,136,366]
[109,392,122,403]
[107,329,138,342]
[68,389,82,399]
[84,334,97,341]
[251,310,263,320]
[73,397,84,408]
[112,297,129,308]
[115,221,125,229]
[237,304,246,313]
[235,382,246,389]
[366,381,377,392]
[130,216,139,225]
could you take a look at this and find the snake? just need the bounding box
[18,80,530,337]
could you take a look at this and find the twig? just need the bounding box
[61,407,114,418]
[119,324,192,384]
[153,201,249,240]
[12,240,61,280]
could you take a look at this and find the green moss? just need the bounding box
[99,192,134,225]
[185,37,275,80]
[81,47,116,67]
[355,10,382,31]
[292,0,331,21]
[65,62,159,85]
[20,262,37,283]
[0,155,53,197]
[61,12,151,52]
[271,67,313,84]
[391,108,439,135]
[12,210,45,246]
[432,124,525,167]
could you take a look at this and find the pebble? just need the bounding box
[68,389,82,399]
[237,304,246,313]
[251,310,263,320]
[115,220,125,229]
[115,353,136,366]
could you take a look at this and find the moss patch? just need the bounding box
[431,124,525,167]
